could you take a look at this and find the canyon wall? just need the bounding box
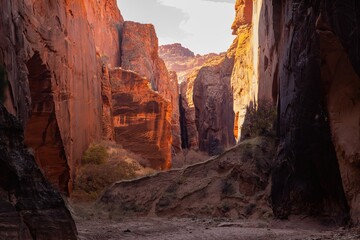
[0,0,124,194]
[231,0,360,223]
[0,0,178,191]
[0,104,77,239]
[110,68,172,170]
[120,21,180,162]
[193,54,235,155]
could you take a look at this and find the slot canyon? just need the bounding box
[0,0,360,239]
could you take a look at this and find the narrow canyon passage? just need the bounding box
[0,0,360,239]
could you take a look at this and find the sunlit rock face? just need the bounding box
[120,21,180,160]
[84,0,124,67]
[0,104,77,239]
[0,0,126,193]
[110,68,172,170]
[230,0,275,141]
[265,0,359,223]
[159,43,219,82]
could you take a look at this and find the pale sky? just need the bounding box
[116,0,236,55]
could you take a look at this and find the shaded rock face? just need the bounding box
[159,43,219,82]
[230,0,360,224]
[110,68,172,170]
[194,55,236,155]
[0,0,124,193]
[169,71,182,154]
[267,0,359,223]
[0,104,77,239]
[100,137,275,219]
[318,2,360,223]
[180,72,200,150]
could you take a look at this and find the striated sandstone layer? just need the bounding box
[110,68,172,170]
[159,43,219,82]
[0,104,77,239]
[120,21,180,159]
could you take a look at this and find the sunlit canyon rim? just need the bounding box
[0,0,360,239]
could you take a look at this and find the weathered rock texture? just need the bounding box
[254,0,360,224]
[0,104,77,239]
[193,55,236,155]
[0,0,123,193]
[84,0,124,67]
[159,43,218,82]
[217,0,360,224]
[119,21,180,161]
[100,137,275,218]
[180,71,200,150]
[230,0,276,141]
[110,68,172,170]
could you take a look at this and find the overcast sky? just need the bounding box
[116,0,236,55]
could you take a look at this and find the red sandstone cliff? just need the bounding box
[109,68,172,170]
[0,0,125,194]
[120,21,181,160]
[159,43,219,82]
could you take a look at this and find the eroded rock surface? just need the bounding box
[110,68,172,170]
[100,137,275,218]
[0,104,77,239]
[159,43,219,82]
[193,55,236,155]
[120,21,180,160]
[0,0,125,193]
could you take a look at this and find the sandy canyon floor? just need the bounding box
[73,206,360,240]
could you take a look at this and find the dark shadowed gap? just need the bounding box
[24,51,70,195]
[179,94,189,149]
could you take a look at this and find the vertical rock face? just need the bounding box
[0,0,106,193]
[0,104,77,239]
[266,0,359,223]
[159,43,219,82]
[119,21,180,161]
[110,68,172,170]
[0,0,124,193]
[84,0,124,67]
[193,55,236,155]
[180,71,200,150]
[318,2,360,223]
[169,71,182,154]
[231,0,276,141]
[231,0,360,223]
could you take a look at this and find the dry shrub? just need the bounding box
[241,100,276,140]
[82,144,108,165]
[72,142,157,202]
[73,161,139,201]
